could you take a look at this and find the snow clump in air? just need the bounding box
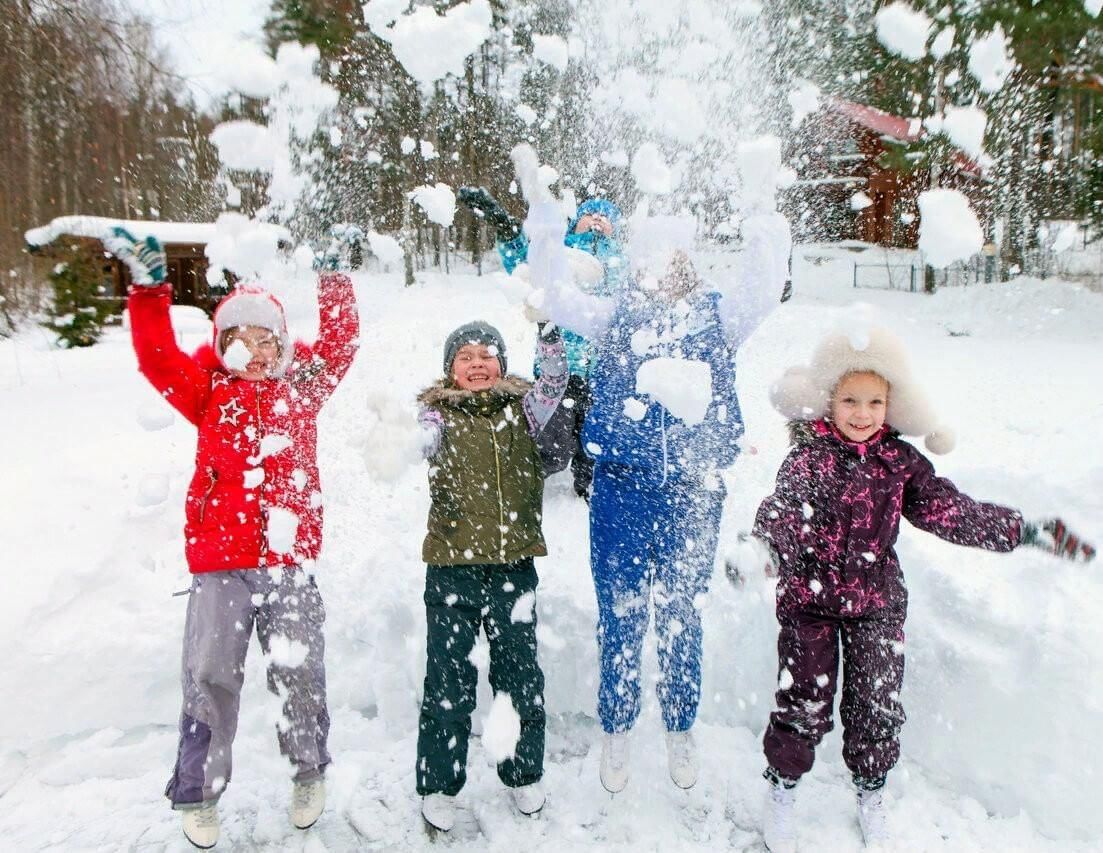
[410,184,457,227]
[631,143,674,195]
[265,506,300,554]
[941,105,987,159]
[531,34,569,71]
[636,357,713,425]
[365,0,493,93]
[368,231,404,268]
[875,3,932,61]
[917,188,984,268]
[482,692,522,762]
[968,25,1015,93]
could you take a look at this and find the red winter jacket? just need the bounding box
[129,274,359,573]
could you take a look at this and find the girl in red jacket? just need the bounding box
[107,229,359,849]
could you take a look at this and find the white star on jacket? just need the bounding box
[218,398,248,426]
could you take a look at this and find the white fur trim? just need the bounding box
[774,325,951,447]
[212,287,292,376]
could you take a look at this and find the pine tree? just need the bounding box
[43,245,112,348]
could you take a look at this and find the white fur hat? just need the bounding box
[770,325,956,454]
[212,285,293,377]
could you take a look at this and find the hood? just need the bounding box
[568,198,623,234]
[418,375,532,410]
[211,285,293,377]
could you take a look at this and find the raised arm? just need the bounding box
[297,272,360,405]
[527,201,615,340]
[717,211,792,347]
[902,454,1021,552]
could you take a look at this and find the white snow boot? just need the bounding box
[510,781,546,816]
[762,780,797,853]
[181,802,220,849]
[665,729,698,789]
[857,788,889,847]
[599,732,631,793]
[291,778,325,830]
[421,793,457,832]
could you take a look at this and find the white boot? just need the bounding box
[510,781,546,815]
[762,781,797,853]
[599,732,631,793]
[421,793,457,832]
[291,779,325,830]
[665,729,698,789]
[181,802,220,849]
[857,788,889,847]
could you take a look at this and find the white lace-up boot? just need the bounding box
[665,729,698,789]
[857,788,889,847]
[762,780,798,853]
[291,778,326,830]
[181,802,220,849]
[510,781,546,815]
[421,793,457,832]
[599,732,631,793]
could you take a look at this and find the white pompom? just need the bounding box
[924,426,957,455]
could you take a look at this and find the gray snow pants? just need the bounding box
[165,568,331,808]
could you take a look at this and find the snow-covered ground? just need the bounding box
[1,246,1101,851]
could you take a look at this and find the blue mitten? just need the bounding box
[103,226,166,286]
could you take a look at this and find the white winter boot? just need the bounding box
[762,780,798,853]
[665,729,698,789]
[181,802,220,849]
[421,793,457,832]
[857,788,889,847]
[599,732,631,793]
[291,778,325,830]
[510,781,546,815]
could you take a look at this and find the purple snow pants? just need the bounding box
[763,607,906,782]
[165,568,331,808]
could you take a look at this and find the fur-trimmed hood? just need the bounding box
[417,375,532,409]
[770,325,956,455]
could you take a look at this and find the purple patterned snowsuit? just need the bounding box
[754,419,1021,782]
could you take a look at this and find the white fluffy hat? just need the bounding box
[212,285,293,376]
[770,325,956,454]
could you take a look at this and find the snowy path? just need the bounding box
[1,246,1100,851]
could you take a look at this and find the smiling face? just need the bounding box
[450,343,502,392]
[221,325,281,381]
[830,371,890,442]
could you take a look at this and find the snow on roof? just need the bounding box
[24,215,290,249]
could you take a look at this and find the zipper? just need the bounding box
[660,406,668,487]
[197,467,218,522]
[255,384,268,563]
[490,419,506,558]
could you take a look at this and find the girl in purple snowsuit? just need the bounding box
[748,326,1094,852]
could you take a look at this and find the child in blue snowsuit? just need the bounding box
[538,205,792,793]
[458,187,629,497]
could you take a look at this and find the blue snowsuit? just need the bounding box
[584,290,744,733]
[498,199,628,377]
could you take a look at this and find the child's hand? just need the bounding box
[1022,518,1096,562]
[103,227,166,286]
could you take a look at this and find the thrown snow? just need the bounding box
[737,136,783,212]
[850,192,874,211]
[210,120,276,172]
[410,184,457,227]
[931,26,955,60]
[482,692,522,763]
[213,41,280,99]
[631,143,674,195]
[941,105,987,158]
[266,633,309,668]
[875,3,932,61]
[968,25,1015,93]
[636,357,712,425]
[265,506,299,554]
[918,188,984,268]
[532,34,569,71]
[367,231,404,268]
[788,80,820,129]
[203,213,290,285]
[366,0,493,92]
[256,434,293,461]
[510,591,536,624]
[515,103,538,126]
[623,397,648,421]
[222,339,252,372]
[1086,0,1103,16]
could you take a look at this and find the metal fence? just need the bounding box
[854,253,1003,292]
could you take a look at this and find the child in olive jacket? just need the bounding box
[414,319,569,832]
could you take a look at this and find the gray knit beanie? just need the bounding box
[443,321,507,376]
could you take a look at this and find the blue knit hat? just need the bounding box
[443,321,507,376]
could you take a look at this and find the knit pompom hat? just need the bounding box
[770,325,956,454]
[211,285,293,377]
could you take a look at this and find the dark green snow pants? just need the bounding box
[415,559,546,796]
